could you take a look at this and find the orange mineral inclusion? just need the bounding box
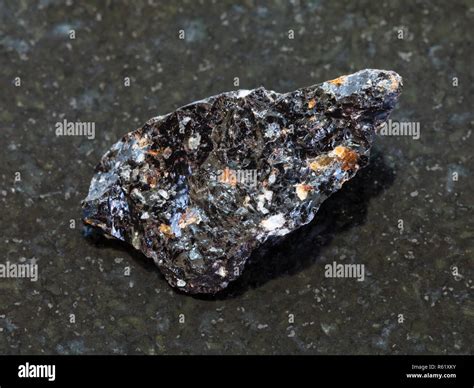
[309,155,332,171]
[159,223,174,238]
[328,75,347,86]
[333,146,359,170]
[309,146,359,172]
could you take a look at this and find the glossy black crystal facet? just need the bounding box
[82,69,402,294]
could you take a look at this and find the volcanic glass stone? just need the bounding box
[82,69,402,294]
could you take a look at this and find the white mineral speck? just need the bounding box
[177,279,186,287]
[188,133,201,149]
[264,122,280,138]
[158,189,169,199]
[257,194,269,214]
[237,89,251,98]
[189,247,202,261]
[263,188,273,201]
[260,213,286,231]
[216,267,227,277]
[268,173,276,185]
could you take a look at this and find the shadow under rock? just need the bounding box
[83,149,394,298]
[198,149,395,300]
[83,228,159,274]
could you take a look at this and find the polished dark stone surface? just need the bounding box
[0,1,472,354]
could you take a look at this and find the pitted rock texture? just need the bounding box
[82,69,402,294]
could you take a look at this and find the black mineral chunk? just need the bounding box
[82,69,402,294]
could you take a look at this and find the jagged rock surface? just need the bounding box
[82,69,402,294]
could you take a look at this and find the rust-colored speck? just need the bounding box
[159,223,174,238]
[309,155,333,171]
[307,98,316,109]
[146,149,162,157]
[146,174,158,188]
[332,146,359,171]
[329,75,347,86]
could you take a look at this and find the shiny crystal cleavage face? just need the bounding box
[82,69,402,294]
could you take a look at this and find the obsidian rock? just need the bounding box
[82,69,402,294]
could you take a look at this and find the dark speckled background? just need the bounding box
[0,0,472,354]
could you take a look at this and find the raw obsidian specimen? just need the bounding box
[82,69,402,294]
